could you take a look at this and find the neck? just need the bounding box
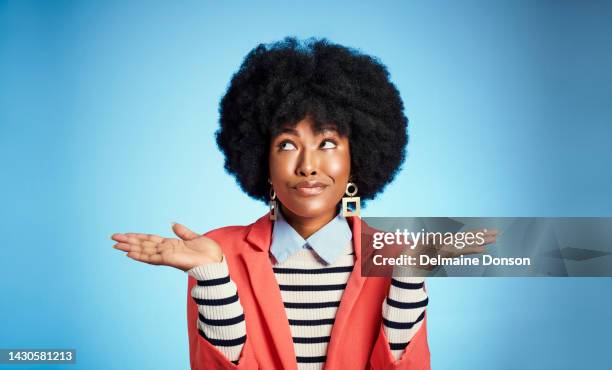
[279,204,338,239]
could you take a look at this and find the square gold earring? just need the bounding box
[342,182,360,217]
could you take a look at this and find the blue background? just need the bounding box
[1,1,611,369]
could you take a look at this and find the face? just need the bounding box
[268,116,351,220]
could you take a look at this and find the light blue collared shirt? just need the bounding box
[270,208,353,265]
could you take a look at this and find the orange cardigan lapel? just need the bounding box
[244,213,298,370]
[324,216,367,369]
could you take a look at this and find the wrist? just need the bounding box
[185,255,227,276]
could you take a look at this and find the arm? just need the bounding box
[369,275,431,370]
[110,225,259,369]
[382,277,428,360]
[187,255,258,370]
[186,255,246,363]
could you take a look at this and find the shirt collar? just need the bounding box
[270,207,352,265]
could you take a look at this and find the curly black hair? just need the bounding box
[215,36,408,207]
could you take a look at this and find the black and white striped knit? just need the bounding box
[187,244,428,368]
[187,256,247,363]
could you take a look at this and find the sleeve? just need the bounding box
[381,277,428,360]
[186,255,255,369]
[369,269,431,370]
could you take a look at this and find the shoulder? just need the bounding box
[203,224,249,248]
[203,224,247,238]
[358,218,383,241]
[201,215,268,256]
[202,225,250,258]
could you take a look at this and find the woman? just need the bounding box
[111,37,487,370]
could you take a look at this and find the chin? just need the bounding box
[282,198,335,219]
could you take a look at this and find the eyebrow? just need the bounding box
[279,127,299,136]
[276,126,338,137]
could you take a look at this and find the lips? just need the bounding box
[293,180,328,196]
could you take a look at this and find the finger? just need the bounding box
[126,251,163,265]
[113,241,160,255]
[111,233,163,246]
[479,234,498,245]
[111,233,129,242]
[123,234,156,247]
[172,223,200,241]
[464,232,498,246]
[456,244,486,255]
[464,228,499,237]
[456,236,499,254]
[113,242,133,252]
[139,239,160,250]
[485,234,498,244]
[111,234,144,246]
[139,242,160,255]
[124,233,164,243]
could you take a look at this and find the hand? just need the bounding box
[400,228,500,270]
[110,223,223,272]
[430,228,499,259]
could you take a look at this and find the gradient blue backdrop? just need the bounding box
[1,1,611,369]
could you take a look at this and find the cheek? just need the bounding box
[324,156,350,201]
[269,154,292,179]
[324,153,351,180]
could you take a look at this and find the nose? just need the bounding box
[296,147,318,177]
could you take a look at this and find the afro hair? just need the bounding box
[215,36,408,207]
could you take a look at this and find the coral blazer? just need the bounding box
[187,212,431,370]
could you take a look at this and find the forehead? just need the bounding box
[273,119,340,137]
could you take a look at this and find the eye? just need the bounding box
[278,140,297,151]
[320,139,337,149]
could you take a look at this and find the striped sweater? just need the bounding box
[187,241,428,368]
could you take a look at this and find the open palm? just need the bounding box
[110,223,222,271]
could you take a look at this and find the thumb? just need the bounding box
[172,222,200,241]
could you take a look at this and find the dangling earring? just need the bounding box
[342,182,361,217]
[269,186,277,221]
